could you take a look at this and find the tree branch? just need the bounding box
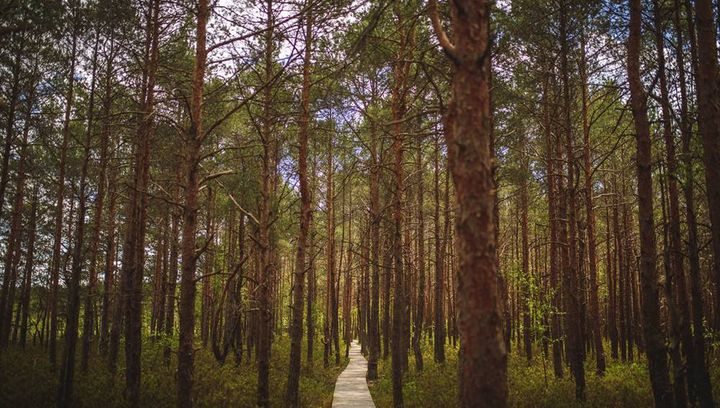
[428,0,457,58]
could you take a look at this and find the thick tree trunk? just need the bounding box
[627,1,673,405]
[429,1,507,406]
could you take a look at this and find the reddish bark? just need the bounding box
[285,10,313,406]
[627,1,673,405]
[429,0,507,406]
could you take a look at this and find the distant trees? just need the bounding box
[1,0,720,407]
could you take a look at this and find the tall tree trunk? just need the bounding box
[18,184,38,349]
[163,162,182,365]
[654,1,690,404]
[58,28,100,408]
[285,10,312,406]
[627,1,673,405]
[520,151,531,363]
[0,36,24,230]
[367,104,381,378]
[558,0,585,399]
[675,1,715,405]
[390,5,412,405]
[325,127,340,366]
[0,63,37,347]
[119,0,160,403]
[606,202,618,360]
[612,179,627,362]
[81,29,112,372]
[432,133,445,364]
[48,15,79,368]
[0,66,36,348]
[105,159,120,368]
[257,2,277,404]
[307,171,316,367]
[429,1,507,406]
[412,134,425,371]
[543,78,563,378]
[177,0,208,405]
[694,0,720,332]
[579,31,605,376]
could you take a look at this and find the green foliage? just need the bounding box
[0,336,345,408]
[366,341,719,407]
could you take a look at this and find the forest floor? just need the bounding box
[0,337,346,408]
[368,341,720,408]
[3,338,719,407]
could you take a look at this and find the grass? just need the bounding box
[0,336,347,408]
[4,337,718,407]
[368,341,720,407]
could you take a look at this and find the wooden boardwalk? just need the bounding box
[331,341,376,408]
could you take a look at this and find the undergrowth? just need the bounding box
[0,336,347,408]
[368,341,720,407]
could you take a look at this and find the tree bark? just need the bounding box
[579,31,605,376]
[694,0,720,333]
[675,1,715,405]
[558,1,585,399]
[654,1,690,404]
[256,2,277,404]
[520,150,531,363]
[58,27,100,408]
[18,184,38,349]
[285,9,313,406]
[627,1,673,405]
[429,1,507,406]
[367,97,381,379]
[119,0,160,403]
[412,133,425,372]
[176,0,208,405]
[47,14,78,368]
[432,133,445,364]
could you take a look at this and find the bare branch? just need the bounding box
[428,0,457,57]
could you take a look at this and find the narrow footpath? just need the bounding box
[331,340,376,408]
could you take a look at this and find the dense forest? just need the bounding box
[0,0,720,406]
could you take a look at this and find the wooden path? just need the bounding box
[331,340,376,408]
